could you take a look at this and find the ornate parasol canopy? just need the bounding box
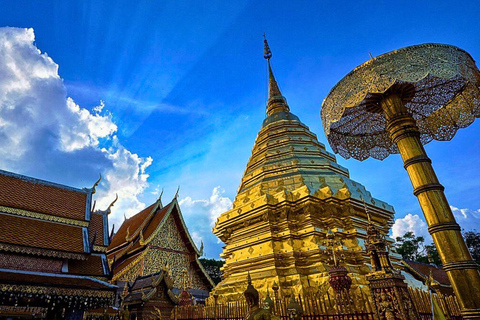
[321,43,480,161]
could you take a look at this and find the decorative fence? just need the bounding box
[171,288,462,320]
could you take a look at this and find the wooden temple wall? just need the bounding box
[170,289,462,320]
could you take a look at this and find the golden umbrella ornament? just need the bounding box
[321,43,480,319]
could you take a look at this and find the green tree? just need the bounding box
[199,258,224,285]
[394,232,441,265]
[394,230,480,267]
[463,230,480,266]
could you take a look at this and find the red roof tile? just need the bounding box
[89,213,105,246]
[143,204,171,240]
[112,251,143,275]
[0,213,86,254]
[0,171,88,221]
[69,254,105,276]
[404,260,450,286]
[109,203,156,250]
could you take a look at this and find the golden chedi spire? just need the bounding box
[212,37,397,302]
[264,35,289,116]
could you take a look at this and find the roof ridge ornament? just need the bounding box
[199,240,204,256]
[106,193,118,215]
[139,229,145,245]
[175,186,180,199]
[91,174,102,194]
[157,188,164,207]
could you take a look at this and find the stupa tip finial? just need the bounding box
[247,271,252,285]
[362,198,372,223]
[263,33,272,60]
[263,35,288,115]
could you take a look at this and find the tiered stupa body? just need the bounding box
[212,41,397,301]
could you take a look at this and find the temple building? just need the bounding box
[212,40,399,301]
[107,196,214,318]
[401,260,453,295]
[0,169,116,319]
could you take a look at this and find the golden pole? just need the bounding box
[380,92,480,319]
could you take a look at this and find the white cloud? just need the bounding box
[392,213,430,241]
[392,206,480,242]
[95,138,153,228]
[180,186,232,227]
[450,206,480,231]
[179,187,232,256]
[0,27,152,229]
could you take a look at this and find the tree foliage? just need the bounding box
[394,230,480,267]
[464,230,480,265]
[199,258,224,285]
[394,231,441,265]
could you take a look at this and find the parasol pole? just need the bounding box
[379,90,480,319]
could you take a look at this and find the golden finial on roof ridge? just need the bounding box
[175,186,180,199]
[157,188,164,203]
[125,226,130,241]
[106,193,118,215]
[91,174,102,194]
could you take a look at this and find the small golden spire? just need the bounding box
[263,34,289,116]
[263,33,272,60]
[362,198,372,223]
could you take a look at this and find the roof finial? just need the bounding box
[263,33,272,60]
[175,186,180,199]
[263,35,289,116]
[362,198,372,223]
[91,174,102,194]
[158,188,164,202]
[106,193,118,215]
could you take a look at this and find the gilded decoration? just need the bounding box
[0,243,87,260]
[114,250,147,281]
[321,43,480,317]
[0,283,114,299]
[0,205,88,227]
[143,214,209,290]
[92,245,107,252]
[212,40,395,302]
[115,213,210,291]
[321,43,480,161]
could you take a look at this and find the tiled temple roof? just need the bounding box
[0,169,90,221]
[0,213,86,254]
[69,254,107,277]
[0,169,111,283]
[122,270,177,305]
[89,212,106,247]
[109,203,157,250]
[108,198,214,289]
[403,260,451,286]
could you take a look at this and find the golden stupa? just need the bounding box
[212,39,397,301]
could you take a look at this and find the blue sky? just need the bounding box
[1,1,479,258]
